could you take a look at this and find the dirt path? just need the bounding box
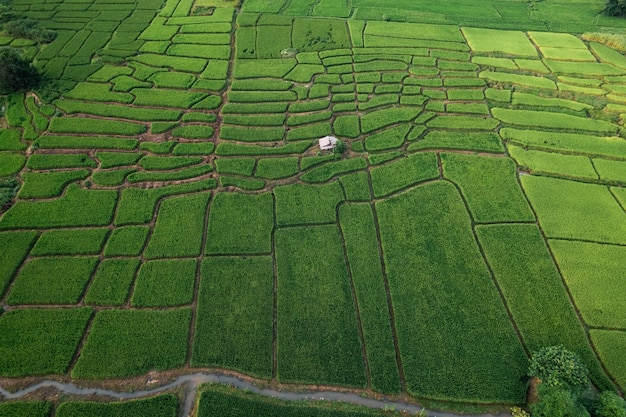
[0,372,512,417]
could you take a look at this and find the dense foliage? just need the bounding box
[0,48,39,94]
[529,346,590,389]
[604,0,626,16]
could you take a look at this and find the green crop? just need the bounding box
[85,259,140,306]
[0,308,92,377]
[72,309,190,378]
[339,203,401,393]
[7,257,98,305]
[192,256,274,378]
[441,153,534,222]
[144,193,209,258]
[274,182,343,226]
[275,225,366,387]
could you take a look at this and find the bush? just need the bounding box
[0,48,39,94]
[594,392,626,417]
[529,346,589,390]
[604,0,626,16]
[531,384,590,417]
[0,5,15,23]
[3,19,56,43]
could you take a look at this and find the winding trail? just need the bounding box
[0,373,512,417]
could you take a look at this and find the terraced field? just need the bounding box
[1,0,626,414]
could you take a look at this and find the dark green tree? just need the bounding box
[531,384,590,417]
[594,391,626,417]
[604,0,626,16]
[0,48,40,94]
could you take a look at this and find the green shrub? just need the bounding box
[3,19,56,43]
[529,346,590,389]
[531,384,590,417]
[594,391,626,417]
[604,0,626,16]
[0,48,39,94]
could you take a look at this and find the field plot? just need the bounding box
[2,1,626,413]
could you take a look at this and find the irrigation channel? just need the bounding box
[0,373,512,417]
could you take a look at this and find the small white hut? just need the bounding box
[318,135,338,151]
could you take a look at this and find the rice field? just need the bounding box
[1,0,626,414]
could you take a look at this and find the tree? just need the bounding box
[2,18,56,43]
[528,346,589,390]
[0,48,40,94]
[594,391,626,417]
[604,0,626,16]
[531,384,590,417]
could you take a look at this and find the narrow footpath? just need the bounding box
[0,372,512,417]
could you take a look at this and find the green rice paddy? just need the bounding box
[1,0,626,414]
